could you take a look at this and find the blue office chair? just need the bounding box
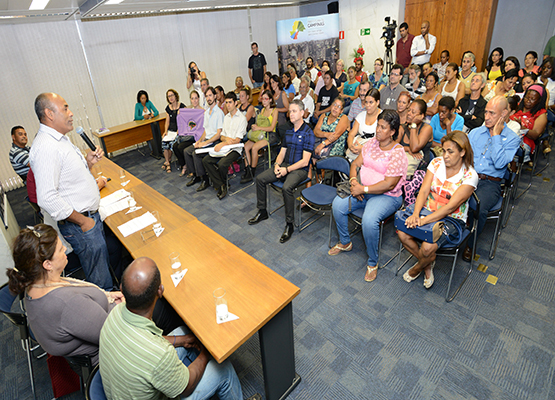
[85,364,107,400]
[396,192,480,302]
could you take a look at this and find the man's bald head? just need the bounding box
[34,93,55,123]
[121,257,161,311]
[484,96,509,129]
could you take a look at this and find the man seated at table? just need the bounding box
[203,92,247,200]
[99,257,243,400]
[184,87,224,192]
[248,100,314,244]
[463,96,520,261]
[9,125,30,182]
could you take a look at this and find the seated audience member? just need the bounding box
[457,73,487,132]
[347,81,371,122]
[134,90,159,120]
[398,131,478,289]
[346,89,382,161]
[241,90,278,184]
[329,110,407,282]
[184,87,224,191]
[397,90,412,125]
[368,58,389,91]
[313,97,350,160]
[215,85,226,113]
[293,80,315,126]
[538,57,555,115]
[459,52,477,95]
[520,51,541,78]
[354,58,367,83]
[380,64,405,110]
[305,56,319,85]
[506,96,522,135]
[262,71,272,93]
[422,62,433,79]
[282,71,296,101]
[485,47,504,81]
[238,88,255,131]
[463,96,520,261]
[333,59,347,93]
[9,125,30,182]
[510,84,548,161]
[398,99,434,177]
[341,67,360,110]
[248,100,314,244]
[313,71,339,124]
[199,78,209,109]
[174,91,203,177]
[439,63,464,107]
[6,225,182,366]
[288,64,301,93]
[161,89,186,174]
[99,257,243,400]
[517,73,537,98]
[417,71,442,123]
[482,69,518,102]
[186,61,207,106]
[233,76,250,98]
[500,56,522,91]
[430,97,464,147]
[314,61,336,97]
[433,50,450,82]
[203,92,247,200]
[271,74,290,138]
[405,64,426,99]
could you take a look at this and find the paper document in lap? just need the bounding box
[177,109,205,141]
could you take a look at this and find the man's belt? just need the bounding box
[477,173,502,182]
[59,210,98,225]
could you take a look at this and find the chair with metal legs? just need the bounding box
[396,192,480,302]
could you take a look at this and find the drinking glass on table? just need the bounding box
[213,288,228,322]
[169,252,181,272]
[119,168,127,186]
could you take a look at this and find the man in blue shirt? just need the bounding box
[248,100,315,243]
[463,96,520,261]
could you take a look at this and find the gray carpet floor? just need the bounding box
[2,147,554,400]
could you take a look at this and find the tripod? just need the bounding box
[384,39,394,75]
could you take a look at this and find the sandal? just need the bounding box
[328,242,353,256]
[403,263,421,283]
[161,162,169,170]
[179,167,187,177]
[165,165,171,173]
[364,265,378,282]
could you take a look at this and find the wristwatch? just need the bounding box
[364,186,369,193]
[409,123,417,129]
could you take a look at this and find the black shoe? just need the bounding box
[186,176,201,187]
[196,180,210,192]
[240,166,254,184]
[279,223,294,243]
[217,185,227,200]
[462,246,472,262]
[248,209,268,225]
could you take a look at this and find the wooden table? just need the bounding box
[98,158,301,400]
[94,113,166,159]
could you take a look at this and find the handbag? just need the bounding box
[394,204,463,244]
[247,112,272,142]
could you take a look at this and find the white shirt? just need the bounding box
[294,94,315,124]
[410,33,437,65]
[203,105,225,140]
[292,77,301,94]
[219,110,247,154]
[29,124,100,221]
[308,67,318,83]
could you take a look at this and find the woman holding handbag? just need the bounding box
[397,131,478,289]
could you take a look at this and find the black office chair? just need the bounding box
[65,354,94,393]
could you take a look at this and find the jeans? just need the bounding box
[467,179,501,249]
[202,151,241,189]
[252,81,263,88]
[58,212,113,290]
[169,327,243,400]
[332,193,403,266]
[256,165,308,224]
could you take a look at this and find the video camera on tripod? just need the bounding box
[380,16,397,50]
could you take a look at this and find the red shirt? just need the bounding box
[396,33,415,69]
[510,108,547,151]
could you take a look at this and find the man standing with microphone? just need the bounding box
[30,92,113,290]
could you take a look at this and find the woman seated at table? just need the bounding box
[510,84,548,162]
[396,91,411,125]
[6,225,182,365]
[368,58,388,91]
[174,91,203,177]
[313,97,350,159]
[329,110,407,282]
[346,88,381,161]
[161,89,186,173]
[482,68,518,102]
[398,99,434,177]
[439,63,464,107]
[134,90,159,121]
[417,71,442,124]
[241,90,278,184]
[397,131,478,289]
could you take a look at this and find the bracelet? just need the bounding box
[349,177,357,182]
[173,335,176,346]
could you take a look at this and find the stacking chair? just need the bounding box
[65,354,94,393]
[297,156,350,245]
[516,129,552,199]
[396,192,480,302]
[0,283,37,400]
[85,365,107,400]
[268,177,311,221]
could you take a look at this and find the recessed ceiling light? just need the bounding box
[29,0,50,10]
[105,0,125,4]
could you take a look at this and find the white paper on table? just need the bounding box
[216,312,239,324]
[117,212,157,237]
[99,197,132,220]
[100,189,130,207]
[171,269,188,287]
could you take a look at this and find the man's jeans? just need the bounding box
[252,81,263,88]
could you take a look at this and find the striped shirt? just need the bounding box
[9,143,30,177]
[29,124,100,221]
[99,303,189,400]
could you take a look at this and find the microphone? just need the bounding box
[76,126,96,151]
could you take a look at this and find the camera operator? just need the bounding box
[410,20,436,68]
[186,61,208,107]
[396,22,414,86]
